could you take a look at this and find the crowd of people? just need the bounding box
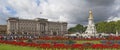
[0,33,41,40]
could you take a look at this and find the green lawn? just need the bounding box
[76,40,100,44]
[0,44,38,50]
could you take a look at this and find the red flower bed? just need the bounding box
[111,44,120,48]
[71,44,83,48]
[92,44,104,49]
[53,43,66,48]
[1,39,120,49]
[39,43,51,48]
[27,43,39,47]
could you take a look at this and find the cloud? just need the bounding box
[107,17,120,22]
[35,0,40,6]
[5,6,17,15]
[0,0,120,28]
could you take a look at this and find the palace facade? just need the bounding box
[0,25,7,34]
[7,17,67,35]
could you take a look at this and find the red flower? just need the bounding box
[39,43,51,48]
[92,44,104,49]
[111,44,120,48]
[71,44,83,48]
[28,43,39,47]
[53,43,66,48]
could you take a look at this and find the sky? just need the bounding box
[0,0,120,28]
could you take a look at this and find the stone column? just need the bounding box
[36,22,40,34]
[60,23,63,36]
[45,23,48,35]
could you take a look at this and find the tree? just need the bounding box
[68,27,77,33]
[107,21,116,33]
[115,20,120,33]
[75,24,84,33]
[96,21,116,33]
[68,24,85,33]
[96,21,108,33]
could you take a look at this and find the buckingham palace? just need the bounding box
[7,17,67,35]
